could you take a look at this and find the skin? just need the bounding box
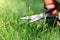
[44,0,60,26]
[57,13,60,26]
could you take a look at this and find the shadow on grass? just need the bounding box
[46,19,57,27]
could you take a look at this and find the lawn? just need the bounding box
[0,0,60,40]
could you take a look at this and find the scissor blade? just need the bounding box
[21,12,45,23]
[29,12,45,23]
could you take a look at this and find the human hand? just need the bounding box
[55,1,60,26]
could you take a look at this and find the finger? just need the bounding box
[57,12,60,26]
[50,10,57,15]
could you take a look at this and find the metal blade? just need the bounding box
[29,12,45,23]
[21,12,45,23]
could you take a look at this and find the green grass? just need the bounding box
[0,0,60,40]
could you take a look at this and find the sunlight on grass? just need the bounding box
[0,0,5,4]
[0,0,60,40]
[0,0,6,8]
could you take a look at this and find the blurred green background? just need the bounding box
[0,0,60,40]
